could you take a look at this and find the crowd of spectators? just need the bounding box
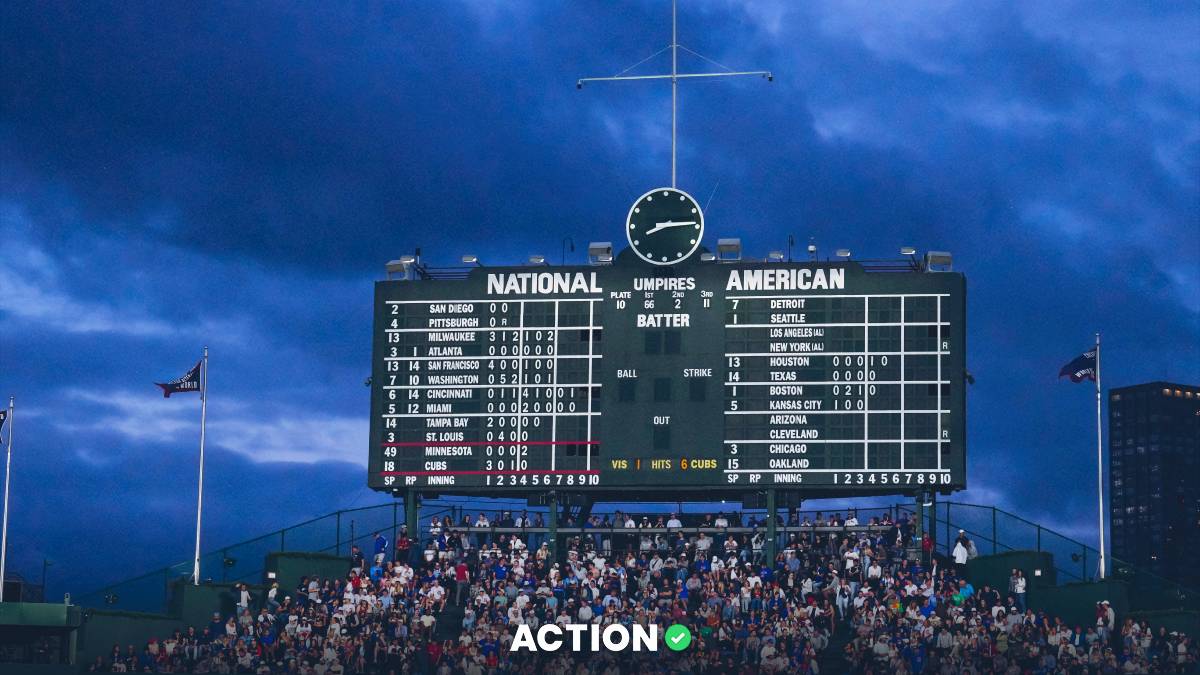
[85,509,1195,674]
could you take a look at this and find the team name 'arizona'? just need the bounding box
[487,273,602,295]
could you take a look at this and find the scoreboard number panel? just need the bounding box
[369,257,966,496]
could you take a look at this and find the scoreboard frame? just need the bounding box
[369,252,966,499]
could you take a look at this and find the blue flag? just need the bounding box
[1058,349,1097,383]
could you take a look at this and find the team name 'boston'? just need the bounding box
[726,267,845,292]
[487,272,602,295]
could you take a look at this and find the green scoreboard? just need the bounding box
[369,250,967,498]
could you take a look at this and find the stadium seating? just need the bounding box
[77,508,1195,673]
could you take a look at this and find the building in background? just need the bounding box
[1108,382,1200,588]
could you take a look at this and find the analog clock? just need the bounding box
[625,187,704,265]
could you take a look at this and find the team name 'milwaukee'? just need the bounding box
[487,272,602,295]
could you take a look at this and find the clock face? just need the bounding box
[625,187,704,265]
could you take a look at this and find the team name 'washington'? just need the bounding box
[726,268,845,292]
[487,272,601,295]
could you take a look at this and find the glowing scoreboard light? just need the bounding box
[369,253,966,496]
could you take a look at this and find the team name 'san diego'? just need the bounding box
[487,272,602,295]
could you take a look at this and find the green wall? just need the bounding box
[266,551,349,593]
[75,609,183,669]
[966,549,1056,594]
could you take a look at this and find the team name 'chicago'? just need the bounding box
[725,268,845,291]
[487,272,602,296]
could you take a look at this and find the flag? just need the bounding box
[1059,349,1097,383]
[0,408,6,436]
[156,360,203,398]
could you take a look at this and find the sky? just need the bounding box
[1,1,1197,601]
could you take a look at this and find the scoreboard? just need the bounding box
[369,252,967,497]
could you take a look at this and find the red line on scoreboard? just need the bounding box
[381,441,600,447]
[380,470,600,476]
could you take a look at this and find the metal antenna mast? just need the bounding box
[578,0,772,188]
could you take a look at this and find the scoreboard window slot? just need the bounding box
[905,413,939,440]
[827,414,866,440]
[577,328,602,343]
[664,330,681,354]
[868,413,901,440]
[904,356,940,381]
[868,443,902,469]
[618,380,637,402]
[689,379,707,402]
[906,443,938,468]
[868,325,901,351]
[827,445,860,469]
[653,426,670,451]
[904,297,938,322]
[827,297,865,323]
[653,378,672,402]
[868,297,902,323]
[645,332,662,354]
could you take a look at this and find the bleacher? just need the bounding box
[2,500,1191,672]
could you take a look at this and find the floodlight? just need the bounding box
[835,248,851,258]
[385,255,418,280]
[587,242,613,265]
[924,251,953,272]
[767,250,784,262]
[717,238,742,261]
[527,255,547,266]
[461,255,481,265]
[900,246,916,256]
[700,253,716,262]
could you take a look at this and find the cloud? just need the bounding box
[0,206,174,336]
[59,389,367,465]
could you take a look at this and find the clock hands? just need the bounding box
[644,220,697,236]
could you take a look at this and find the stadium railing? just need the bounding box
[73,499,1194,614]
[901,501,1194,611]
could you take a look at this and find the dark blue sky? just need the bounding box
[1,1,1197,599]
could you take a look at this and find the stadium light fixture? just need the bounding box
[807,240,818,261]
[900,246,916,256]
[835,248,851,258]
[767,250,785,262]
[527,255,548,266]
[587,242,613,265]
[385,255,418,280]
[700,252,716,262]
[461,255,482,266]
[717,238,742,262]
[924,251,953,272]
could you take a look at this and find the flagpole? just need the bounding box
[1095,332,1106,580]
[0,396,12,602]
[193,348,208,585]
